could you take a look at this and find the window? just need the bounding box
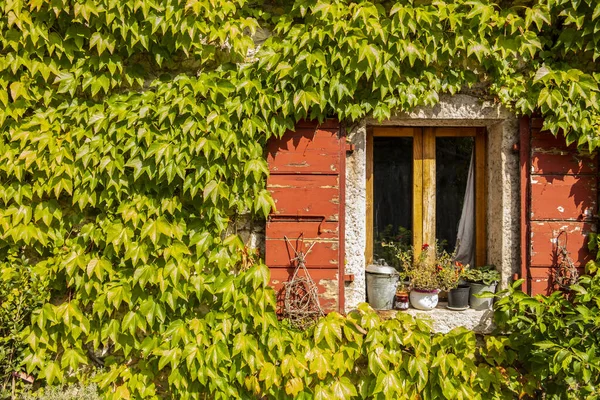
[366,127,487,267]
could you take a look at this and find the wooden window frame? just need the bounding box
[366,126,487,266]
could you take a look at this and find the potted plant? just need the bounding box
[393,270,410,310]
[464,265,501,310]
[438,260,470,310]
[399,243,450,310]
[394,287,410,311]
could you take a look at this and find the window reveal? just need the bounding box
[366,127,487,268]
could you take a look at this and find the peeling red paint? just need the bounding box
[523,123,598,296]
[267,127,341,174]
[529,222,595,267]
[270,268,340,313]
[266,121,345,313]
[268,175,340,221]
[530,175,596,221]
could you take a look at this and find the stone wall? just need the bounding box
[230,215,266,257]
[344,94,521,312]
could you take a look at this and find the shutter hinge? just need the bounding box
[268,214,326,234]
[345,143,355,153]
[343,274,355,282]
[512,273,520,281]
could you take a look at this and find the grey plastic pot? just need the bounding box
[447,284,470,310]
[469,282,497,310]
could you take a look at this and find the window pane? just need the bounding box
[435,137,474,254]
[373,137,413,268]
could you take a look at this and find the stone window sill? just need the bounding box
[376,302,495,334]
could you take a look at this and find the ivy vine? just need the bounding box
[1,0,600,398]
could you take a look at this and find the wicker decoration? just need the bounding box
[282,235,324,329]
[553,232,579,291]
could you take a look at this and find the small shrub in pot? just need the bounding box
[464,265,500,310]
[398,243,459,310]
[438,261,470,310]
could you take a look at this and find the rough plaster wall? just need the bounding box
[345,120,368,310]
[230,215,265,256]
[371,94,516,125]
[345,95,520,312]
[487,120,521,289]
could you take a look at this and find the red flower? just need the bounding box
[422,243,430,251]
[436,264,443,272]
[455,261,463,267]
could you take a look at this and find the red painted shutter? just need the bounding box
[266,120,346,313]
[521,116,598,295]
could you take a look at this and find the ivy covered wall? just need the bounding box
[1,0,600,398]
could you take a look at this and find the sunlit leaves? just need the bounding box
[331,376,358,398]
[315,313,344,350]
[374,370,401,398]
[3,0,600,398]
[139,297,166,326]
[140,217,173,245]
[254,189,276,218]
[494,271,600,399]
[61,348,88,370]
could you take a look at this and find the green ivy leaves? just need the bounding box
[494,272,600,399]
[1,0,600,398]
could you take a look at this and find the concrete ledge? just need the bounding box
[377,302,495,334]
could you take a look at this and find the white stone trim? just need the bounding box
[344,95,520,317]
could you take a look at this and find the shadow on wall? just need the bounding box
[528,130,597,296]
[531,131,597,211]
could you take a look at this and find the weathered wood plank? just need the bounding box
[435,127,477,137]
[529,175,596,221]
[270,267,339,313]
[268,175,340,221]
[372,127,414,137]
[266,221,339,239]
[413,128,424,255]
[366,127,374,265]
[265,239,339,268]
[266,220,340,268]
[529,221,595,267]
[422,128,436,252]
[267,128,341,174]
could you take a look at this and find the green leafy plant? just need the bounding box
[0,0,598,398]
[20,383,100,400]
[465,265,501,285]
[437,261,468,292]
[400,244,438,291]
[398,243,458,291]
[0,255,48,396]
[494,268,600,399]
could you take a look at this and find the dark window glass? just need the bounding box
[373,137,413,268]
[435,137,474,253]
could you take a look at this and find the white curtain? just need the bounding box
[454,151,475,267]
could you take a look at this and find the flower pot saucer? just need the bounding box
[446,305,470,311]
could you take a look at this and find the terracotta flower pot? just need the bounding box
[409,288,439,310]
